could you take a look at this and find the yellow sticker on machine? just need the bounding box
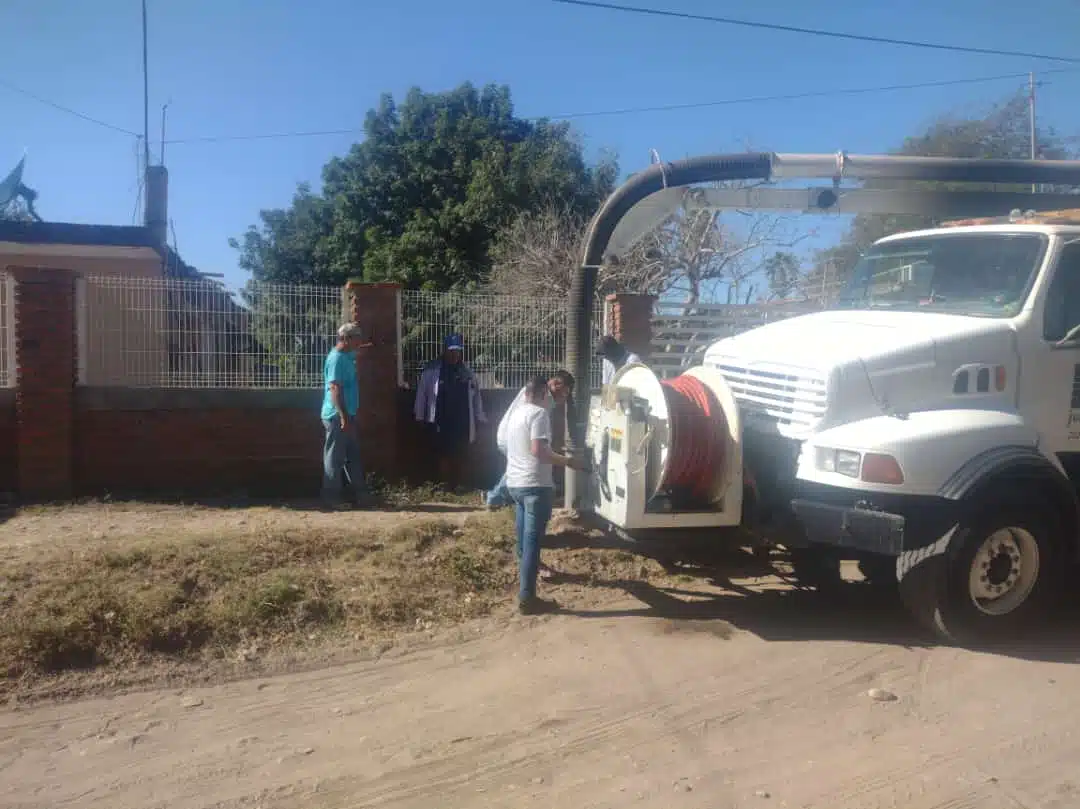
[609,428,624,439]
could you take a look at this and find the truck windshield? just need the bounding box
[835,233,1048,317]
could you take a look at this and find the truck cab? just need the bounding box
[704,216,1080,643]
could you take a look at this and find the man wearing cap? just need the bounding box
[321,322,373,509]
[414,333,487,490]
[597,335,643,386]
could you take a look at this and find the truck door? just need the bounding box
[1038,241,1080,466]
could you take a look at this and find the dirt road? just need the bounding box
[4,588,1079,809]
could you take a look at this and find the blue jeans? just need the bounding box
[508,486,554,601]
[485,465,512,507]
[322,418,364,502]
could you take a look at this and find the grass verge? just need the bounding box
[0,510,519,682]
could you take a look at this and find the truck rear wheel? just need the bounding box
[898,495,1063,645]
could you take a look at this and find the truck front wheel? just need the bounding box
[899,495,1063,645]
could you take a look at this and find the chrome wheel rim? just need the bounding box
[967,527,1039,617]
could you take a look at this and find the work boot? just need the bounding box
[517,595,558,615]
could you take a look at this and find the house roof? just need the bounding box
[161,246,206,281]
[0,220,159,250]
[0,220,204,281]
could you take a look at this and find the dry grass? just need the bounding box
[371,479,480,507]
[0,502,673,689]
[0,511,518,681]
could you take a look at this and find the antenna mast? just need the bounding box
[142,0,150,173]
[160,101,169,165]
[1029,72,1037,193]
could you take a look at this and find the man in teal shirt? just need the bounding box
[321,322,371,509]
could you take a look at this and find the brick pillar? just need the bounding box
[11,267,76,500]
[605,293,656,361]
[343,282,401,478]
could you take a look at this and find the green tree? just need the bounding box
[230,184,337,286]
[232,83,617,290]
[810,91,1078,292]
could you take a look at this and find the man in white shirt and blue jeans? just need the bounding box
[485,370,575,509]
[503,375,586,614]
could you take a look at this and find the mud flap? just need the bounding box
[896,525,958,637]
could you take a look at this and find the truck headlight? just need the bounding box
[816,447,861,478]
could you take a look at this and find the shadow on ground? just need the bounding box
[542,530,1080,666]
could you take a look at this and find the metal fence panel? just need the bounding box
[75,276,609,391]
[400,290,607,390]
[78,276,341,388]
[0,274,12,388]
[650,300,819,378]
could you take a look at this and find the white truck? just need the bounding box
[584,211,1080,645]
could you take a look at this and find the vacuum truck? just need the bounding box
[580,198,1080,645]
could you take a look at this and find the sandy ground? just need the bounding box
[3,504,1080,809]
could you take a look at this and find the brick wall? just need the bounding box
[606,292,656,360]
[10,267,76,500]
[73,389,324,498]
[0,390,15,494]
[345,282,400,477]
[0,268,410,501]
[0,266,588,501]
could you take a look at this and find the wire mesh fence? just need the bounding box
[651,300,821,378]
[400,290,608,390]
[77,276,342,388]
[0,274,13,388]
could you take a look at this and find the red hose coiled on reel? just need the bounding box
[659,374,728,503]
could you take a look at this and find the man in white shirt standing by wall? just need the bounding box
[485,370,575,510]
[503,375,587,614]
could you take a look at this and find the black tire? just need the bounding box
[789,546,845,591]
[898,493,1064,645]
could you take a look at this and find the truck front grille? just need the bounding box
[712,362,827,429]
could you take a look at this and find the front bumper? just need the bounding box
[784,483,959,556]
[790,499,905,555]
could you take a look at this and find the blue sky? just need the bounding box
[2,0,1079,291]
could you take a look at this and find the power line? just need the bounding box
[166,127,363,145]
[0,77,138,136]
[163,68,1079,145]
[544,69,1080,120]
[551,0,1080,64]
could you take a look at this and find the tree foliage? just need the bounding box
[810,91,1079,293]
[232,83,617,290]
